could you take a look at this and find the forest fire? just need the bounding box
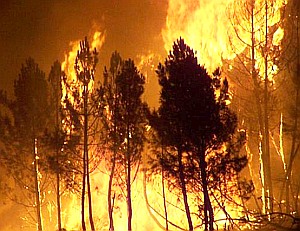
[1,0,299,231]
[56,0,271,228]
[162,0,286,76]
[61,30,106,103]
[162,0,289,227]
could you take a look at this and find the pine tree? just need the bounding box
[75,37,98,231]
[46,61,82,230]
[96,57,149,231]
[151,38,248,231]
[96,51,123,231]
[0,58,49,231]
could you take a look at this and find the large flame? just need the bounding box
[60,30,105,134]
[42,1,289,230]
[161,0,287,229]
[57,30,246,230]
[163,0,235,73]
[61,30,106,101]
[162,0,286,77]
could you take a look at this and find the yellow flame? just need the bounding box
[270,113,286,173]
[61,30,105,135]
[49,1,289,230]
[273,26,284,46]
[92,31,106,50]
[162,0,287,223]
[162,0,235,73]
[279,113,286,172]
[136,51,162,108]
[162,0,286,79]
[61,30,106,100]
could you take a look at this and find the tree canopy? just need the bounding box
[149,38,248,231]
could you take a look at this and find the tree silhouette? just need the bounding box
[45,60,83,231]
[96,57,149,231]
[96,51,123,231]
[47,60,64,231]
[151,38,248,231]
[0,58,49,231]
[75,37,98,231]
[58,36,99,231]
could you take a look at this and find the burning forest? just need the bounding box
[0,0,300,230]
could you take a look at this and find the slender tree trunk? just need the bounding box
[56,171,62,231]
[178,150,193,231]
[86,161,95,230]
[81,84,87,231]
[108,92,118,231]
[83,83,95,231]
[199,143,213,231]
[108,151,116,231]
[55,88,62,231]
[33,138,43,231]
[250,0,271,214]
[162,170,169,230]
[126,159,132,231]
[263,0,273,213]
[126,123,132,231]
[161,147,169,231]
[285,159,293,214]
[81,145,87,231]
[284,87,299,214]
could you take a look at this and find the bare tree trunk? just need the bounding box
[81,144,87,231]
[55,87,62,231]
[199,143,213,231]
[86,161,95,230]
[126,161,132,231]
[108,151,116,231]
[283,88,299,214]
[162,173,169,230]
[263,0,273,213]
[84,84,95,231]
[178,150,193,231]
[56,171,62,231]
[249,0,271,214]
[33,138,43,231]
[126,124,132,231]
[81,84,87,231]
[108,91,118,231]
[161,159,169,230]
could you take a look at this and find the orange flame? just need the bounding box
[162,0,286,77]
[61,30,106,101]
[161,0,287,228]
[52,1,289,230]
[60,30,105,135]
